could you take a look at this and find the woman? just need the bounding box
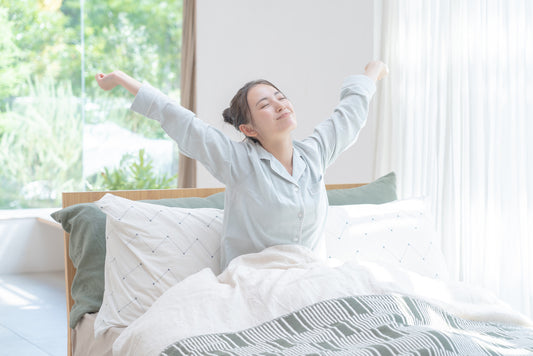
[95,61,388,270]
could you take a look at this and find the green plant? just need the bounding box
[0,0,182,102]
[0,77,83,208]
[0,0,183,208]
[0,7,29,105]
[86,149,177,191]
[85,96,168,139]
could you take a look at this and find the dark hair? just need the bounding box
[222,79,283,143]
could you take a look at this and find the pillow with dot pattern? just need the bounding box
[324,198,449,280]
[93,193,223,336]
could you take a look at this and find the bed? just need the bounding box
[52,172,533,356]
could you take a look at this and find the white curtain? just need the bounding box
[375,0,533,317]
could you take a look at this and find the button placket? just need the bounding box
[293,183,304,243]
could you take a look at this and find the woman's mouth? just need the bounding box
[277,112,292,120]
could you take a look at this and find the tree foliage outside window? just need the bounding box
[0,0,182,209]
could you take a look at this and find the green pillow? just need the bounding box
[327,172,397,205]
[51,192,225,329]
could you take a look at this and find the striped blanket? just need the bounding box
[161,294,533,356]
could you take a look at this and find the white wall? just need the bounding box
[196,0,377,187]
[0,212,64,274]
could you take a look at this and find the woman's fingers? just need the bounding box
[364,61,389,82]
[378,63,389,80]
[95,72,117,91]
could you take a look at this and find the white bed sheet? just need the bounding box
[72,312,123,356]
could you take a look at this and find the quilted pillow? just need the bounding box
[324,198,449,279]
[51,191,224,329]
[93,193,223,335]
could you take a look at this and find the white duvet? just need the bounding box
[112,245,532,355]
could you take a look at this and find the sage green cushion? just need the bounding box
[51,192,225,329]
[327,172,397,205]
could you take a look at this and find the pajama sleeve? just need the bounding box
[303,75,376,172]
[131,83,243,184]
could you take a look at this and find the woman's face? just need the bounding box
[243,84,297,142]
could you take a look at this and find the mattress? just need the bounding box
[72,312,123,356]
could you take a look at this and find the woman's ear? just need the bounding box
[239,124,258,138]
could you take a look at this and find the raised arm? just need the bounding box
[303,60,388,171]
[95,70,243,185]
[95,71,142,96]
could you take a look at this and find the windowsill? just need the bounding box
[0,208,60,220]
[36,216,63,230]
[0,208,63,230]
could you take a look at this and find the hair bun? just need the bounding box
[222,107,234,125]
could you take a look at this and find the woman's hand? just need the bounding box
[95,72,120,91]
[95,70,142,96]
[364,61,389,82]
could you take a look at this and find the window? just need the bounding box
[0,0,183,209]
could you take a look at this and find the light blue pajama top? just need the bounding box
[130,75,376,270]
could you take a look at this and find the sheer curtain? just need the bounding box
[375,0,533,317]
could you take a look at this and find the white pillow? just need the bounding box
[93,193,223,336]
[324,198,449,280]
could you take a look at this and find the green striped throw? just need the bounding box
[160,295,533,356]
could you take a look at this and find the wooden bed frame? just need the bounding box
[61,184,364,355]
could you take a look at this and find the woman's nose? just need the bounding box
[275,101,286,111]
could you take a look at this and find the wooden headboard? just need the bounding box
[61,184,364,355]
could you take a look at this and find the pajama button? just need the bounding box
[298,213,303,219]
[293,238,298,242]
